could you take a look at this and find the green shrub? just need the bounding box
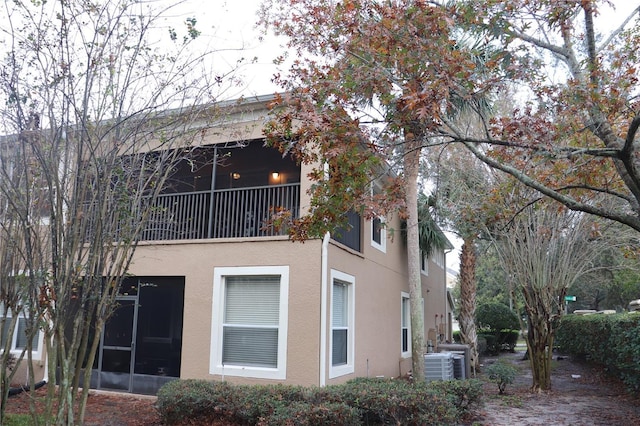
[319,377,459,425]
[452,330,462,343]
[484,360,518,394]
[501,330,519,351]
[232,384,309,422]
[477,334,487,355]
[476,302,520,331]
[257,401,361,426]
[478,329,519,355]
[478,331,499,355]
[557,313,640,392]
[156,379,237,425]
[426,379,483,414]
[157,376,476,426]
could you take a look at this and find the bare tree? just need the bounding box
[492,203,628,391]
[0,0,240,423]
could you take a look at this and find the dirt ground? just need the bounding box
[469,350,640,426]
[5,351,640,425]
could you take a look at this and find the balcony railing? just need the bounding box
[210,184,300,239]
[86,184,300,242]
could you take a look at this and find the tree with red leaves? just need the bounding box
[259,0,640,382]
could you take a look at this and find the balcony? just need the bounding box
[82,140,303,243]
[139,183,300,241]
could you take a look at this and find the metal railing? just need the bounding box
[138,183,300,241]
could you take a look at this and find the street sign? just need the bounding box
[565,296,576,302]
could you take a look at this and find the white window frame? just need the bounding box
[370,216,386,253]
[433,249,445,268]
[420,251,429,276]
[0,308,44,361]
[401,292,411,358]
[329,269,355,378]
[370,183,386,253]
[210,266,289,380]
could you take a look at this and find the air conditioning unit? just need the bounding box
[452,354,466,380]
[424,352,454,382]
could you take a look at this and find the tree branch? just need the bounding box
[462,141,640,232]
[598,6,640,53]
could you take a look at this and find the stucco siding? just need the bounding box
[129,237,323,386]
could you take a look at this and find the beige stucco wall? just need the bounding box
[127,211,449,388]
[10,354,46,387]
[423,257,448,348]
[323,213,449,385]
[129,237,324,386]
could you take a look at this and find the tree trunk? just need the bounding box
[405,137,425,381]
[458,237,479,372]
[525,314,554,392]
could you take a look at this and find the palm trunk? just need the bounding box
[458,237,479,372]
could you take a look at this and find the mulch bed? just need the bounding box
[5,386,161,425]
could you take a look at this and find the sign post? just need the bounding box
[564,295,576,314]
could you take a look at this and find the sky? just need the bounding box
[175,0,284,98]
[179,0,640,100]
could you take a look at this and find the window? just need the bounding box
[330,270,354,378]
[401,293,411,357]
[420,251,429,276]
[370,183,386,252]
[210,266,289,380]
[0,308,43,360]
[371,216,386,252]
[433,249,445,268]
[333,210,362,252]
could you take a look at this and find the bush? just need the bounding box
[478,331,499,355]
[477,334,487,355]
[556,313,640,392]
[484,360,518,394]
[157,377,476,426]
[500,330,519,352]
[232,384,309,422]
[319,377,459,425]
[426,379,483,414]
[258,401,361,426]
[476,302,519,331]
[156,379,237,425]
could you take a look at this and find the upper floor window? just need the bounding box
[370,183,386,253]
[420,251,429,276]
[371,216,386,252]
[432,249,445,268]
[333,210,362,252]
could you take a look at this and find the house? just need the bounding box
[6,95,451,395]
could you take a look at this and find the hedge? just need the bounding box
[156,377,483,425]
[475,302,520,355]
[556,313,640,392]
[476,302,520,331]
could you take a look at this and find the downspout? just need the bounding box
[319,231,330,387]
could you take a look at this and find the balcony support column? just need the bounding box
[207,146,219,238]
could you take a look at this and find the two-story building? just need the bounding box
[8,95,452,395]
